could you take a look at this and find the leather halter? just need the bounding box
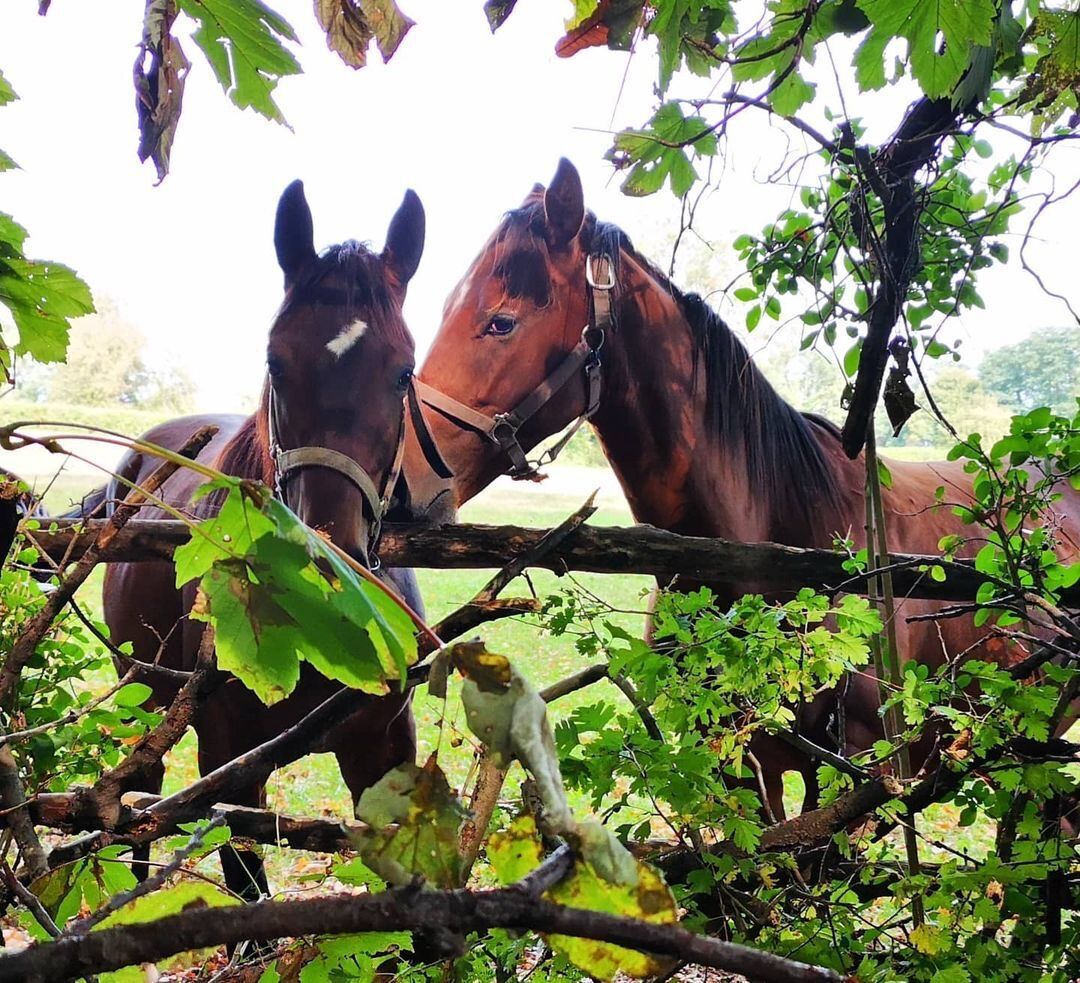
[267,384,409,564]
[414,252,615,481]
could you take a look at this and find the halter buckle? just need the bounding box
[585,255,615,290]
[490,414,520,447]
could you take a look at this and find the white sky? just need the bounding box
[1,0,1077,410]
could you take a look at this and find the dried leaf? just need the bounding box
[315,0,414,70]
[556,0,642,59]
[489,816,678,983]
[483,0,518,33]
[134,0,190,182]
[352,755,468,888]
[449,640,511,692]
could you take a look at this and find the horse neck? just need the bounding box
[214,387,273,485]
[589,250,837,546]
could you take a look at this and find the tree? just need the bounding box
[979,325,1080,415]
[44,296,194,411]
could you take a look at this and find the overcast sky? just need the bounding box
[1,1,1077,410]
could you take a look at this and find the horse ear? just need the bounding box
[543,158,584,248]
[520,182,545,206]
[275,180,316,287]
[383,189,425,290]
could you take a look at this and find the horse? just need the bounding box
[411,158,1080,818]
[100,180,428,899]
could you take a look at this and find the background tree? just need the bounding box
[979,325,1080,414]
[40,296,194,412]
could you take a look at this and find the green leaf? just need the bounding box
[0,225,95,365]
[843,338,862,377]
[177,479,416,704]
[352,755,467,888]
[0,69,17,106]
[1019,11,1080,125]
[770,70,815,116]
[113,683,153,708]
[177,0,301,122]
[95,879,238,929]
[856,0,995,99]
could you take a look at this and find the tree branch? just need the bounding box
[32,518,1058,604]
[0,879,845,983]
[0,424,217,709]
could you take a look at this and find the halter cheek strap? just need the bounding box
[267,386,409,563]
[414,251,614,481]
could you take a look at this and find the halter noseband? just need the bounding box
[267,384,409,566]
[414,251,614,481]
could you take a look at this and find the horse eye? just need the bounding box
[484,314,517,337]
[397,368,413,391]
[267,354,284,379]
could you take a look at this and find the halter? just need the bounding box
[413,252,615,481]
[267,384,409,566]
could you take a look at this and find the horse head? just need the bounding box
[263,180,425,566]
[415,159,606,504]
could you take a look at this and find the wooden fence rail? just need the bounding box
[24,517,1062,605]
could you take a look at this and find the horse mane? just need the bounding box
[591,218,841,521]
[214,240,407,486]
[215,392,274,485]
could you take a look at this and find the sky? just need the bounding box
[0,0,1077,411]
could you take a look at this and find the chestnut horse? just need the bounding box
[414,158,1080,816]
[101,181,426,898]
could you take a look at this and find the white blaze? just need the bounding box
[326,318,368,358]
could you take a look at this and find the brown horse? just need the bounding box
[414,158,1080,816]
[102,180,426,898]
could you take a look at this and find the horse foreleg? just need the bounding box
[114,758,165,883]
[197,742,269,902]
[333,695,416,810]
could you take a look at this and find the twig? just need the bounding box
[460,752,509,883]
[74,625,219,829]
[0,744,48,880]
[66,814,229,935]
[0,424,218,709]
[2,861,59,937]
[539,664,609,702]
[609,673,664,743]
